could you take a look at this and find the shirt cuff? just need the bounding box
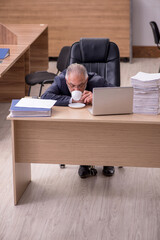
[69,97,72,104]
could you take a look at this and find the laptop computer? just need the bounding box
[88,87,133,116]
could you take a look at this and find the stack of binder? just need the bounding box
[0,48,10,60]
[131,72,160,114]
[10,98,56,117]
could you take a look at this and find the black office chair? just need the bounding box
[60,38,120,170]
[25,46,71,97]
[69,38,120,86]
[150,21,160,72]
[150,21,160,49]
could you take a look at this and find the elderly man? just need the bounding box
[41,63,115,178]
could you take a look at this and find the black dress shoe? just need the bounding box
[102,166,115,177]
[78,165,91,178]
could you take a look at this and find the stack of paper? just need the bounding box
[131,72,160,114]
[10,98,56,117]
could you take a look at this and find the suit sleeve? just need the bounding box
[87,73,115,90]
[41,78,71,106]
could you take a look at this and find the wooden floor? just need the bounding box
[1,58,160,240]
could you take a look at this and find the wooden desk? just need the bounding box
[7,106,160,205]
[0,24,48,102]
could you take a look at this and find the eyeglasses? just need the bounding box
[67,81,87,89]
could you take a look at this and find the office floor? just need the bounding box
[1,58,160,240]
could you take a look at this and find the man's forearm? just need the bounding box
[41,92,71,106]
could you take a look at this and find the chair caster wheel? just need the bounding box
[90,167,97,176]
[118,166,123,168]
[60,164,65,168]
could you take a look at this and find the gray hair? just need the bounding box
[65,63,88,81]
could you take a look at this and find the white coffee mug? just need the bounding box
[71,90,82,101]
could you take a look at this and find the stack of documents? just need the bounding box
[10,98,56,117]
[131,72,160,114]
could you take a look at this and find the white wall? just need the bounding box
[132,0,160,46]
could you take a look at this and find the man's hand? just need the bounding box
[81,90,93,104]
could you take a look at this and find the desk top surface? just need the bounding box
[0,24,48,77]
[0,44,29,76]
[7,106,160,125]
[5,24,48,46]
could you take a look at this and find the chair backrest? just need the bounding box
[150,21,160,46]
[69,38,120,86]
[57,46,71,72]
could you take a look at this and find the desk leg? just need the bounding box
[12,121,31,205]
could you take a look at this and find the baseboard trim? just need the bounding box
[49,57,58,61]
[133,46,160,58]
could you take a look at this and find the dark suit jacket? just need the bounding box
[41,70,113,106]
